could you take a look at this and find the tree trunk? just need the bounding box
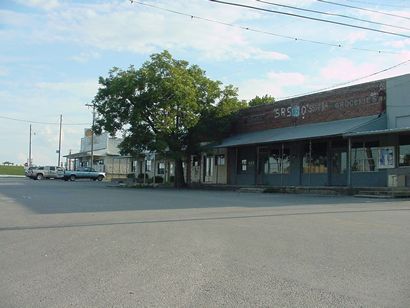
[185,155,192,186]
[174,158,186,188]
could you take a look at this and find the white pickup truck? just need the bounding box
[27,166,65,180]
[63,167,105,181]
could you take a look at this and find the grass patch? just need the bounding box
[0,165,25,176]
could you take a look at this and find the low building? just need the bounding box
[214,74,410,188]
[190,148,228,185]
[64,129,133,180]
[132,152,175,183]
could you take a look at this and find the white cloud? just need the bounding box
[15,0,60,10]
[239,71,306,100]
[2,1,289,62]
[388,38,410,49]
[35,80,99,98]
[0,9,31,27]
[344,31,368,45]
[320,58,377,82]
[70,51,101,63]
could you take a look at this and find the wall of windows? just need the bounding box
[399,135,410,167]
[302,142,327,174]
[331,140,347,175]
[260,146,290,174]
[351,141,379,172]
[331,151,347,174]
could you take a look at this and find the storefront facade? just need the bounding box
[218,74,410,188]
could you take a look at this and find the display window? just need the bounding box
[303,142,328,174]
[351,141,379,172]
[399,135,410,167]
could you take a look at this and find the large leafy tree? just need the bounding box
[93,50,243,187]
[248,94,275,107]
[189,85,247,146]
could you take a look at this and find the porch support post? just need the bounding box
[235,147,238,185]
[309,139,312,186]
[281,143,284,187]
[255,146,259,185]
[347,137,352,187]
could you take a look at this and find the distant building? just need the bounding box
[64,129,133,180]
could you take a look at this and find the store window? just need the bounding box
[331,151,347,174]
[351,141,379,172]
[241,159,247,172]
[206,156,214,176]
[192,156,199,167]
[145,160,152,172]
[216,155,225,166]
[303,142,327,174]
[331,140,347,174]
[262,147,290,174]
[399,135,410,167]
[157,162,165,174]
[131,160,137,172]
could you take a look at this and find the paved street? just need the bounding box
[0,178,409,307]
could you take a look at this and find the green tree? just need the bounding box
[189,85,247,145]
[248,94,275,107]
[93,50,241,187]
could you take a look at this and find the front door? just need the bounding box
[330,147,348,186]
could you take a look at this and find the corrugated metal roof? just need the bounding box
[344,126,410,137]
[216,114,385,148]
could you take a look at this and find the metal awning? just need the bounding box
[344,126,410,137]
[215,114,386,148]
[63,151,105,159]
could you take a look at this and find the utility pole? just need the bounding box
[57,114,62,167]
[28,124,32,167]
[85,104,96,169]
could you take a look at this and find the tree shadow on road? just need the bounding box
[1,179,409,215]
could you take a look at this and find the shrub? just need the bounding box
[169,176,175,183]
[137,173,148,179]
[154,176,164,183]
[127,173,136,179]
[137,173,149,183]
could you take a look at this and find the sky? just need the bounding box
[0,0,409,166]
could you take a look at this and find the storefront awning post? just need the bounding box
[281,143,284,187]
[347,137,352,187]
[309,139,312,186]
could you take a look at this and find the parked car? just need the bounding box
[63,167,105,181]
[24,166,34,177]
[27,166,65,180]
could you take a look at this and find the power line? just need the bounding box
[130,1,400,55]
[209,0,410,38]
[277,58,410,100]
[317,0,410,21]
[0,115,90,126]
[256,0,410,32]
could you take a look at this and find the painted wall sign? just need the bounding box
[273,92,381,119]
[234,79,386,134]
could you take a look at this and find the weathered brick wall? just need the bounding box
[234,80,387,134]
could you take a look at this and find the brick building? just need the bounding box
[214,74,410,188]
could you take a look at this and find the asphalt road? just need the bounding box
[1,178,409,307]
